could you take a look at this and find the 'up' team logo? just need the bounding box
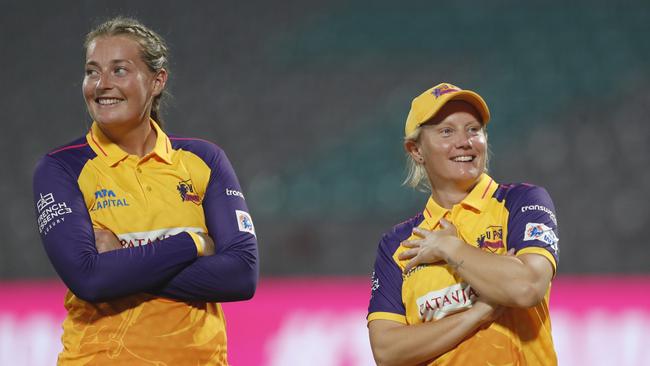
[431,83,460,98]
[177,179,201,204]
[476,225,504,253]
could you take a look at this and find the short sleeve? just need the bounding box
[505,185,559,272]
[367,234,407,324]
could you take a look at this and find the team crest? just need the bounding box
[236,210,256,236]
[476,225,504,253]
[432,83,460,98]
[177,179,201,204]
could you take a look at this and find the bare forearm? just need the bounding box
[370,310,486,366]
[441,240,548,307]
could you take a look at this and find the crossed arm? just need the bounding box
[369,218,555,365]
[369,300,500,366]
[33,152,258,303]
[399,219,554,307]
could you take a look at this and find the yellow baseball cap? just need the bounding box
[404,83,490,137]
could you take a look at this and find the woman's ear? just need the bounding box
[152,68,168,96]
[404,139,424,163]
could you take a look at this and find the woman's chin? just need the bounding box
[449,172,482,188]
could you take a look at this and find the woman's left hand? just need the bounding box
[398,218,460,273]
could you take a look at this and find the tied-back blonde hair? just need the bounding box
[84,16,170,126]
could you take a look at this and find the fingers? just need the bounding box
[400,239,421,248]
[404,256,421,274]
[439,218,458,235]
[398,248,419,261]
[439,218,450,229]
[411,227,429,237]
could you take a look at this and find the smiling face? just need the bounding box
[82,35,165,128]
[406,100,487,191]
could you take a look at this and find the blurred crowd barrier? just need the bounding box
[1,276,649,366]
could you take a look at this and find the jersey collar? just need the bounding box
[422,173,496,226]
[86,119,173,166]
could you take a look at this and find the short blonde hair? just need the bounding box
[402,127,490,192]
[402,128,431,192]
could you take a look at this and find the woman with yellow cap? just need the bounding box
[367,83,558,365]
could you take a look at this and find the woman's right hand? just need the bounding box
[470,299,504,325]
[94,228,122,253]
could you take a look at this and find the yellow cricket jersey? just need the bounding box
[33,121,258,365]
[368,174,559,365]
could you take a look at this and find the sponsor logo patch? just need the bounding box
[236,210,255,236]
[117,227,203,248]
[36,193,72,235]
[90,188,130,211]
[521,204,557,225]
[416,283,477,321]
[476,225,504,253]
[524,222,559,252]
[177,179,201,204]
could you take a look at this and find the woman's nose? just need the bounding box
[96,73,112,90]
[454,132,473,149]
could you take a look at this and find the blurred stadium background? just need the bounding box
[1,0,649,364]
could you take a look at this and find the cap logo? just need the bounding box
[431,84,460,98]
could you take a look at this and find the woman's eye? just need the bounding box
[440,128,453,136]
[114,67,127,75]
[468,125,483,135]
[85,69,98,76]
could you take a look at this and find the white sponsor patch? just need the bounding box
[117,227,204,248]
[416,283,477,322]
[524,222,559,252]
[236,210,256,236]
[36,193,72,235]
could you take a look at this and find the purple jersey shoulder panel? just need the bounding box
[153,136,259,302]
[169,136,222,168]
[368,213,424,317]
[499,184,559,265]
[46,136,97,179]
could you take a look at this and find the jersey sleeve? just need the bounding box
[152,147,259,302]
[367,233,407,324]
[33,155,199,303]
[506,185,559,272]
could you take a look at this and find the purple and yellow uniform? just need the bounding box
[368,174,559,365]
[32,121,258,365]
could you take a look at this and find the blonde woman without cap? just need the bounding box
[33,17,258,365]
